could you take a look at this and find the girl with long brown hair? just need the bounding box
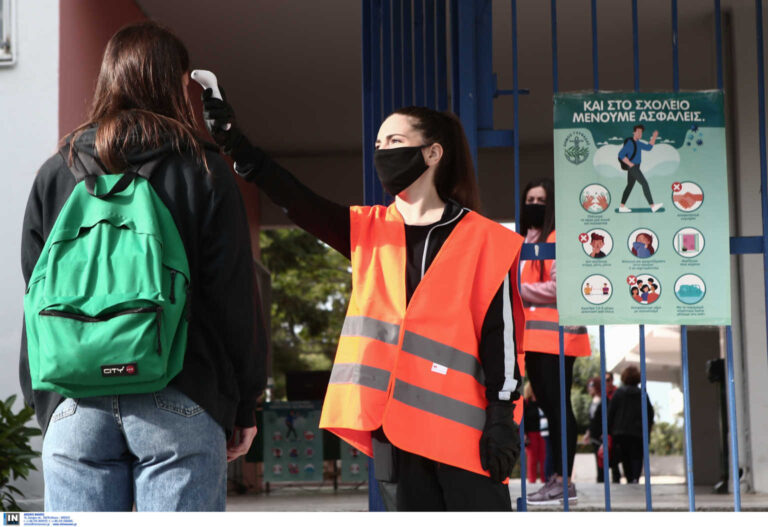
[20,22,264,511]
[202,95,526,511]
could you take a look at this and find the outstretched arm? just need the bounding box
[201,88,351,259]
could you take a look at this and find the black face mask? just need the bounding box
[373,145,429,196]
[523,203,546,227]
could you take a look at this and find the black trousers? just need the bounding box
[621,165,654,205]
[395,449,512,511]
[614,435,645,483]
[525,352,577,477]
[592,443,622,483]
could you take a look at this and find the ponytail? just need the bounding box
[393,106,482,211]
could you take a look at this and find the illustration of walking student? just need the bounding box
[618,124,663,213]
[285,411,298,440]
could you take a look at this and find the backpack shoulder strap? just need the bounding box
[84,171,138,200]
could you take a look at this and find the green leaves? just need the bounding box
[0,395,41,511]
[649,421,683,456]
[260,229,352,398]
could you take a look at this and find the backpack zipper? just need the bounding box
[40,306,163,356]
[169,270,177,304]
[39,306,161,322]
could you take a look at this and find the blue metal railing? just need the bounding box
[549,1,572,511]
[757,0,768,376]
[590,0,613,510]
[360,0,761,512]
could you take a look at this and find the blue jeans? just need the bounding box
[42,387,227,511]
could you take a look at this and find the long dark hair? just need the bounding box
[521,178,555,280]
[65,22,205,172]
[393,106,481,211]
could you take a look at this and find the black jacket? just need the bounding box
[607,385,654,438]
[19,128,266,437]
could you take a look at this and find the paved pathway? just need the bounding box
[226,481,768,512]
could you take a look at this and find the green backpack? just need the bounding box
[24,167,190,398]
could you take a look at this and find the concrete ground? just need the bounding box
[225,481,768,512]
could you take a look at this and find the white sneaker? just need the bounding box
[651,203,663,212]
[618,205,632,213]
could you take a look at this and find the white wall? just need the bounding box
[0,0,59,502]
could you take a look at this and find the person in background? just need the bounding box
[201,94,525,511]
[519,178,592,506]
[20,22,265,511]
[608,365,655,484]
[605,372,617,400]
[523,382,547,484]
[582,377,604,482]
[584,376,622,483]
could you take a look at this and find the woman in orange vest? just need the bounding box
[201,95,526,510]
[519,178,591,506]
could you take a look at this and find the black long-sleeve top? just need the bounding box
[608,385,655,437]
[236,152,522,404]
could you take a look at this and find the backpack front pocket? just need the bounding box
[36,305,166,388]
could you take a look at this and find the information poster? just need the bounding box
[339,442,369,483]
[263,401,323,483]
[553,91,730,325]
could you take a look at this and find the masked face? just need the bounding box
[374,113,433,197]
[523,185,547,227]
[522,203,545,227]
[374,145,429,196]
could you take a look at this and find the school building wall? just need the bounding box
[0,0,60,503]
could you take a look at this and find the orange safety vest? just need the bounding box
[319,203,525,476]
[520,230,591,357]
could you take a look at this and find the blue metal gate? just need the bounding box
[361,0,767,511]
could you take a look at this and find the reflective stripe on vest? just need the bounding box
[521,230,591,357]
[329,362,391,392]
[392,379,486,431]
[320,203,525,477]
[340,315,400,345]
[525,320,588,334]
[401,330,485,385]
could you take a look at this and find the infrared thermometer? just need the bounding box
[190,69,231,130]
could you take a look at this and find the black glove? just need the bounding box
[201,87,258,167]
[479,401,521,482]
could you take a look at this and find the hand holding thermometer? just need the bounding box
[190,69,232,131]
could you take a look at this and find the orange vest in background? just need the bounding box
[319,203,525,477]
[520,231,591,357]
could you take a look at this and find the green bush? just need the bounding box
[0,395,41,511]
[649,421,684,456]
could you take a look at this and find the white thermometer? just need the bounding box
[191,69,231,130]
